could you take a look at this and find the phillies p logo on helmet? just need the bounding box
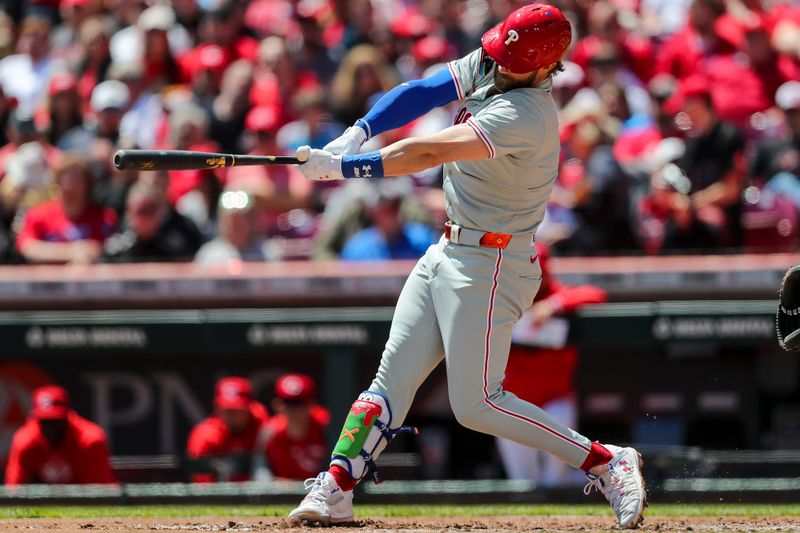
[505,30,520,46]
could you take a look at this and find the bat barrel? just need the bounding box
[113,150,237,171]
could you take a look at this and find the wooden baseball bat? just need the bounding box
[113,147,310,171]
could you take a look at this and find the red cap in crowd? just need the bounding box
[182,44,230,81]
[31,385,70,420]
[663,74,712,114]
[49,72,77,96]
[390,9,436,39]
[61,0,90,8]
[275,374,315,403]
[613,126,662,166]
[214,376,253,410]
[412,36,449,64]
[245,105,280,133]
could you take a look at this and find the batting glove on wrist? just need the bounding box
[296,146,344,181]
[323,125,367,155]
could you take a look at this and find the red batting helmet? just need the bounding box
[482,3,572,74]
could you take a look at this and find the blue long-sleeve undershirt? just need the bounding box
[357,67,459,139]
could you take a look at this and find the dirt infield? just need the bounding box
[3,515,800,532]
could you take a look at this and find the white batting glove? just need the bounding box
[323,125,368,155]
[296,146,344,181]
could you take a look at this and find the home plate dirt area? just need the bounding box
[2,515,800,532]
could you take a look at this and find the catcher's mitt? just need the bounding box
[777,264,800,351]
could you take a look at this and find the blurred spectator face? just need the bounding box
[303,103,326,132]
[567,120,604,161]
[9,111,38,145]
[552,61,585,108]
[91,80,130,137]
[39,419,69,445]
[87,34,110,64]
[220,60,253,101]
[422,188,447,229]
[214,376,254,434]
[221,210,252,250]
[587,44,622,87]
[200,11,236,47]
[0,12,14,58]
[60,0,92,30]
[126,187,166,241]
[690,0,724,33]
[98,108,124,137]
[347,0,374,33]
[58,162,91,213]
[683,94,715,133]
[258,37,294,80]
[745,29,773,65]
[144,29,170,60]
[194,69,221,98]
[355,64,383,99]
[369,198,404,239]
[31,386,71,445]
[52,88,80,121]
[172,0,199,22]
[170,103,210,149]
[138,170,169,196]
[598,82,630,122]
[218,191,255,250]
[17,17,50,60]
[218,408,251,434]
[587,1,620,38]
[298,16,323,48]
[273,374,315,429]
[113,0,148,25]
[278,398,312,428]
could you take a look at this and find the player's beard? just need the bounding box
[493,69,538,93]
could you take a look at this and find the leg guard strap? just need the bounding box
[331,391,419,484]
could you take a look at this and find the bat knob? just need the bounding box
[296,145,311,163]
[113,150,126,170]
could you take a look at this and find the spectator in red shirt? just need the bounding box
[655,0,736,80]
[5,385,116,485]
[570,1,655,83]
[178,0,258,84]
[262,374,330,481]
[187,376,270,482]
[698,21,800,126]
[16,155,117,264]
[498,243,607,486]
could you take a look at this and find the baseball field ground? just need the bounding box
[1,504,799,532]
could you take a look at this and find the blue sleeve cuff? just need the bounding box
[355,119,372,140]
[342,151,385,179]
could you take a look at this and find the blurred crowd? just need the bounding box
[0,0,798,264]
[4,374,329,484]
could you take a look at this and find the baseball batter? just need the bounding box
[289,4,646,529]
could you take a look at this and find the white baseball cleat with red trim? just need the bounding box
[288,472,354,525]
[583,444,647,529]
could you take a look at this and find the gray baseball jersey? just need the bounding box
[444,48,561,235]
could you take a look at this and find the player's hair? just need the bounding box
[551,61,566,77]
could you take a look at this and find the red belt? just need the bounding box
[444,222,512,249]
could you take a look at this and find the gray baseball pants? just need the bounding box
[366,235,593,469]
